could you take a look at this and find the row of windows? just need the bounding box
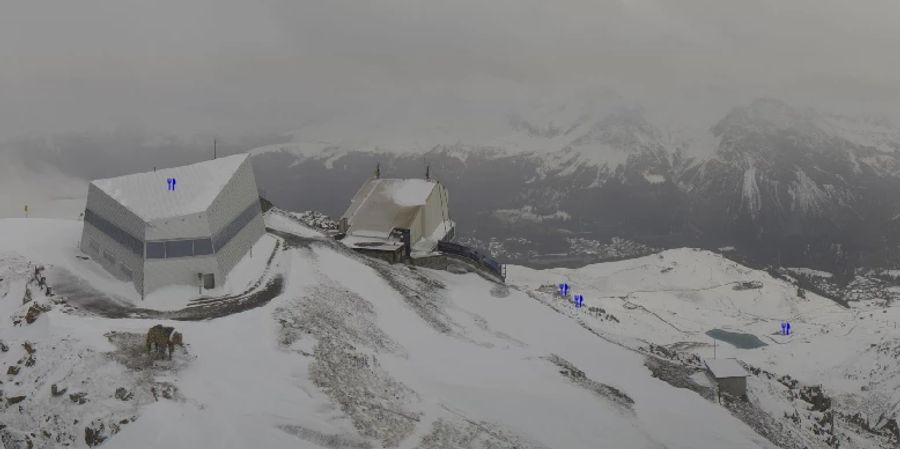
[85,201,259,261]
[144,203,258,259]
[212,202,260,252]
[146,238,214,259]
[84,209,143,256]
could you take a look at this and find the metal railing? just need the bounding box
[437,241,505,280]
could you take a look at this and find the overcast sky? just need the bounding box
[1,0,899,141]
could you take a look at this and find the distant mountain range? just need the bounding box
[249,97,900,273]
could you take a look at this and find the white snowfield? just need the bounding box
[0,151,87,220]
[509,249,900,448]
[0,217,782,449]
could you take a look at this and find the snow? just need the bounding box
[643,172,667,184]
[507,247,900,446]
[789,169,829,213]
[0,220,785,449]
[0,150,87,220]
[0,218,272,309]
[411,219,455,255]
[139,234,274,310]
[705,358,749,379]
[742,166,761,217]
[0,218,141,302]
[91,154,248,222]
[389,178,436,207]
[263,210,325,238]
[787,267,833,279]
[493,205,571,224]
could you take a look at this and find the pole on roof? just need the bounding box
[214,139,217,160]
[375,162,381,178]
[425,164,430,180]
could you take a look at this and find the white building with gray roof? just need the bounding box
[79,154,265,296]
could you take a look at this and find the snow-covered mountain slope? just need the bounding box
[0,216,792,449]
[250,91,672,185]
[509,249,900,448]
[246,97,900,272]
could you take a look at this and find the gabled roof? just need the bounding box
[92,154,249,222]
[342,178,438,239]
[704,359,748,379]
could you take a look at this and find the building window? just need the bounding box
[146,242,166,259]
[146,237,214,259]
[165,240,194,258]
[193,238,213,256]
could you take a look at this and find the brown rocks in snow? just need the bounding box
[6,395,26,405]
[69,392,88,405]
[114,387,133,401]
[22,342,35,355]
[51,384,67,397]
[24,304,50,324]
[0,340,8,352]
[84,425,106,447]
[6,366,20,376]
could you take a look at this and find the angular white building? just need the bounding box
[80,154,265,296]
[339,177,454,261]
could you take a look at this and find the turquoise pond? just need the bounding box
[705,328,768,349]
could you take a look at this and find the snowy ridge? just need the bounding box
[509,248,900,448]
[0,218,797,449]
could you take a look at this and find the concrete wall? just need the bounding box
[353,247,403,264]
[81,222,145,291]
[80,184,147,293]
[207,158,261,237]
[406,183,450,246]
[144,212,211,241]
[216,213,265,276]
[421,183,450,240]
[207,157,265,277]
[716,376,747,398]
[408,208,423,244]
[143,254,220,294]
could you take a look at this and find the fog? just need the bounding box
[1,0,899,171]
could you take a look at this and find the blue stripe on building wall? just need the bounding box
[142,201,260,259]
[86,201,260,261]
[83,209,143,255]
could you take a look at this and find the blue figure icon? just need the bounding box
[780,321,791,336]
[574,294,584,308]
[559,283,569,297]
[167,178,177,191]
